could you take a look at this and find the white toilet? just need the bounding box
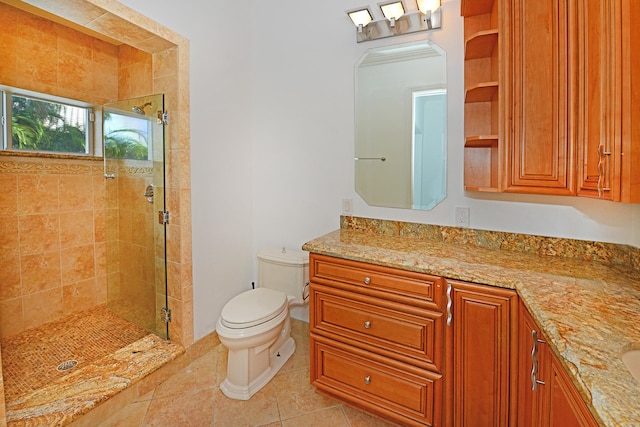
[216,247,309,400]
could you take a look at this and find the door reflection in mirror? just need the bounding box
[412,89,446,209]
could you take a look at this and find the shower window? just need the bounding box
[0,86,95,155]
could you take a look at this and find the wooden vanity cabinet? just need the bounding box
[309,254,445,426]
[444,279,519,427]
[517,301,598,426]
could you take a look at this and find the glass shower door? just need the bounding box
[103,94,168,339]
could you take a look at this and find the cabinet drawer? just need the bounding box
[311,336,442,427]
[311,283,443,371]
[311,254,443,310]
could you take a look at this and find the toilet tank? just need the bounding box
[257,248,309,305]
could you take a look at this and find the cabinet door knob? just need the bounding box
[364,376,371,385]
[363,277,371,285]
[364,321,371,329]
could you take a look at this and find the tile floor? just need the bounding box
[97,320,398,426]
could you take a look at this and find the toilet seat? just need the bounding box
[220,288,288,329]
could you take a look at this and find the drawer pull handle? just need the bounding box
[364,321,371,329]
[363,276,371,285]
[364,376,371,385]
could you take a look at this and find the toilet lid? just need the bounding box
[220,288,288,329]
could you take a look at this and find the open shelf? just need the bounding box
[465,82,499,103]
[462,0,500,193]
[465,135,499,148]
[461,0,495,17]
[465,30,499,60]
[464,185,500,192]
[464,145,499,190]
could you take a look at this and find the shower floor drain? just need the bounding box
[56,360,78,372]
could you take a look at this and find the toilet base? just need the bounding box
[220,336,296,400]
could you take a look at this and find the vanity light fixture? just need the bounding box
[347,7,374,33]
[379,1,405,28]
[347,0,442,43]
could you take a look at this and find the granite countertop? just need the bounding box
[302,226,640,427]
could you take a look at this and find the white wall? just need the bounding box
[119,0,638,338]
[116,0,255,338]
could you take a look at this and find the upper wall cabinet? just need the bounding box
[462,0,640,202]
[507,0,574,195]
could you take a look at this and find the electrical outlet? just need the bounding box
[455,207,470,227]
[342,198,353,215]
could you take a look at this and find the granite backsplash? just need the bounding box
[340,216,640,273]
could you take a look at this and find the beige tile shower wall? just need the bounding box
[0,4,121,338]
[0,0,193,348]
[0,157,107,338]
[0,2,118,105]
[118,44,153,99]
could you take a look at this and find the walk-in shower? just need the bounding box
[0,92,174,425]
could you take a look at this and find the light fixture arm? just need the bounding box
[424,9,433,29]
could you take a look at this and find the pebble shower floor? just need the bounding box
[0,305,148,403]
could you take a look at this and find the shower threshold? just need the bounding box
[1,305,184,426]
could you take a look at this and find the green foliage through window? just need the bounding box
[2,90,91,154]
[103,111,150,160]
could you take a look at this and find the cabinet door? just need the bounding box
[545,354,599,427]
[506,0,575,195]
[576,0,622,200]
[517,301,599,427]
[445,280,518,427]
[517,301,550,427]
[620,0,640,202]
